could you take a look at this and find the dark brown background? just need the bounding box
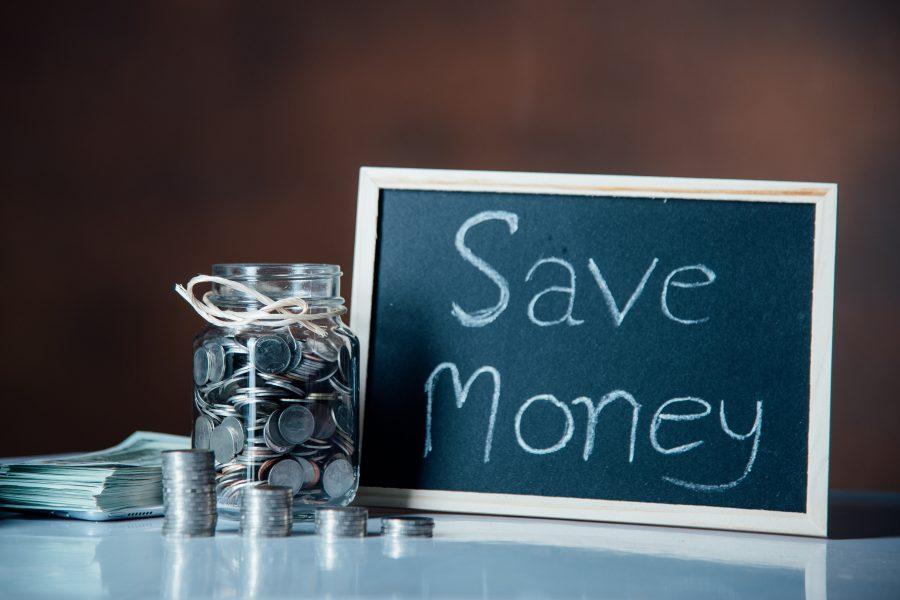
[1,1,897,492]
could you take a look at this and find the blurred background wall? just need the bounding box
[1,1,897,492]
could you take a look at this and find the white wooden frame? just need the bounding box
[350,167,836,537]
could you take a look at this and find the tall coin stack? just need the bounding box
[240,485,293,537]
[314,506,368,538]
[161,449,217,537]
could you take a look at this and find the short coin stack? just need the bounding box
[161,449,217,537]
[380,516,435,538]
[314,506,368,538]
[240,485,293,537]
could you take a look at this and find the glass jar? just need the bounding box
[189,263,360,519]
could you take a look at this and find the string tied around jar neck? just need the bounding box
[174,274,346,337]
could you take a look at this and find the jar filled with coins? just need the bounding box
[178,264,360,519]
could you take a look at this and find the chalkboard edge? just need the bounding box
[356,485,826,537]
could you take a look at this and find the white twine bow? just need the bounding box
[174,275,345,337]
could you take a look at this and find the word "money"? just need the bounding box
[423,362,763,493]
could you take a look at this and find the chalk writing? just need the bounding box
[423,209,768,494]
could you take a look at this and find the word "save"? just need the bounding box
[450,210,716,328]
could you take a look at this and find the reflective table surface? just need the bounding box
[1,492,898,599]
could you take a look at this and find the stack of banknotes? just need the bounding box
[0,431,189,519]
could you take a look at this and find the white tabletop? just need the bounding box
[1,493,898,599]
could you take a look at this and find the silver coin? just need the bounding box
[278,405,315,445]
[333,402,354,436]
[254,335,292,374]
[211,425,239,463]
[267,458,305,495]
[163,449,215,467]
[220,416,245,454]
[286,335,304,372]
[193,347,211,385]
[293,457,318,488]
[328,376,351,395]
[333,434,354,457]
[205,342,226,383]
[193,415,215,450]
[322,457,354,498]
[264,412,293,453]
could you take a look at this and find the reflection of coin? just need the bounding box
[193,347,210,385]
[267,458,305,495]
[205,343,226,382]
[278,405,315,444]
[193,415,215,449]
[337,342,352,383]
[255,336,292,374]
[334,402,353,435]
[323,457,354,498]
[381,516,435,538]
[313,403,336,439]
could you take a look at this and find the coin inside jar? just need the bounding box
[322,457,354,498]
[193,346,211,385]
[294,456,320,488]
[220,416,245,453]
[267,458,305,495]
[334,402,353,435]
[254,335,292,374]
[278,405,315,444]
[193,415,215,450]
[257,457,281,481]
[264,411,293,453]
[205,342,226,383]
[211,425,240,464]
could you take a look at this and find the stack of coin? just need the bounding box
[381,516,435,538]
[240,485,293,537]
[314,506,368,538]
[161,449,217,537]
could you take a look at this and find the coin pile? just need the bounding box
[380,516,435,538]
[161,449,217,537]
[191,326,358,512]
[314,506,369,538]
[240,485,293,537]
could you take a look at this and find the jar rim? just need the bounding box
[212,263,342,280]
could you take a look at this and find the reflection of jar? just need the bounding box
[188,264,360,519]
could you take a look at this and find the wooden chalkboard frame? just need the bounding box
[350,167,836,537]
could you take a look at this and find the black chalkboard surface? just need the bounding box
[350,169,835,536]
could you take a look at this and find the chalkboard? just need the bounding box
[350,168,836,536]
